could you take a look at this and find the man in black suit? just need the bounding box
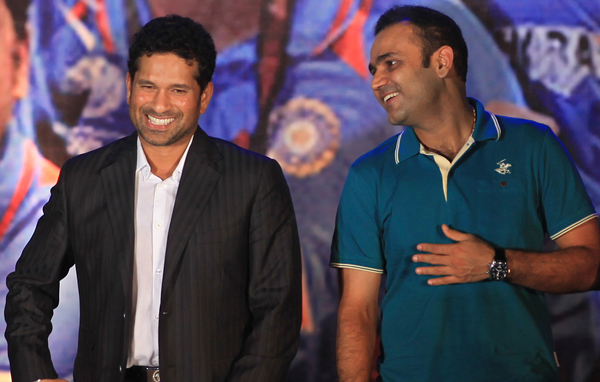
[5,15,302,382]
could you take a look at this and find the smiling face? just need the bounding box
[126,52,213,149]
[369,22,442,127]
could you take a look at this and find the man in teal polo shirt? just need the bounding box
[331,5,600,382]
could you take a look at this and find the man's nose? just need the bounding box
[150,90,170,113]
[371,71,388,92]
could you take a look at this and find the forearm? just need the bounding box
[5,278,61,382]
[507,245,600,293]
[415,221,600,292]
[226,248,301,381]
[225,159,301,381]
[5,169,72,382]
[226,277,302,380]
[336,303,378,382]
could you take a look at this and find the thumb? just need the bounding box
[441,224,470,242]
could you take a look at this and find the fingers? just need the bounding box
[412,253,448,265]
[415,268,489,285]
[426,276,462,286]
[412,225,492,285]
[416,225,472,254]
[415,265,452,276]
[415,243,451,256]
[441,224,471,241]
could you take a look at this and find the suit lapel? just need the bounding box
[100,134,137,306]
[161,128,223,300]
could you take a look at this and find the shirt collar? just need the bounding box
[136,136,194,184]
[470,97,502,143]
[394,97,502,164]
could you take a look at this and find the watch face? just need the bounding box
[489,261,509,281]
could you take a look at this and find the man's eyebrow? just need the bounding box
[136,79,155,86]
[135,79,192,89]
[170,83,193,89]
[376,52,396,65]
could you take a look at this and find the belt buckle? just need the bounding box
[149,369,160,382]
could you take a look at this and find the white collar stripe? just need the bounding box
[489,112,501,141]
[393,108,501,165]
[394,131,404,164]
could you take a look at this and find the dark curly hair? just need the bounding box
[374,5,468,82]
[128,15,216,91]
[6,0,31,40]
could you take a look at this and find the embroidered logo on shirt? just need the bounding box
[495,159,512,175]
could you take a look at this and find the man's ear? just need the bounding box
[199,81,214,114]
[12,39,30,100]
[126,72,132,105]
[434,45,454,79]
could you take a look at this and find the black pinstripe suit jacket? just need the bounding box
[5,128,302,382]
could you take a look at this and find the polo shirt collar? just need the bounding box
[394,126,421,164]
[470,97,502,143]
[394,97,502,164]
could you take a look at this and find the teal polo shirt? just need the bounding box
[331,99,597,382]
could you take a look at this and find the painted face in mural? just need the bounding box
[369,22,442,127]
[0,0,29,140]
[126,53,213,148]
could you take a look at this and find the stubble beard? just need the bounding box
[387,104,409,126]
[132,104,197,147]
[137,123,197,147]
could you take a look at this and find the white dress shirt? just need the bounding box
[127,137,193,367]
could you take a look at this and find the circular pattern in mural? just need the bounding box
[267,97,340,178]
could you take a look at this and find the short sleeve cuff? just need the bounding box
[550,213,598,240]
[330,262,384,274]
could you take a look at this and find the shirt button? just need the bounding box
[155,314,159,319]
[156,269,162,274]
[156,223,162,229]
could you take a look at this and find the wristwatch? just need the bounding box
[488,247,510,281]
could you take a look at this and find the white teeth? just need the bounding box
[147,115,175,125]
[383,92,399,102]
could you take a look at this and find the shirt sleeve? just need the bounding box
[537,127,598,240]
[330,162,384,273]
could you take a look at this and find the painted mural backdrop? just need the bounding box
[0,0,599,381]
